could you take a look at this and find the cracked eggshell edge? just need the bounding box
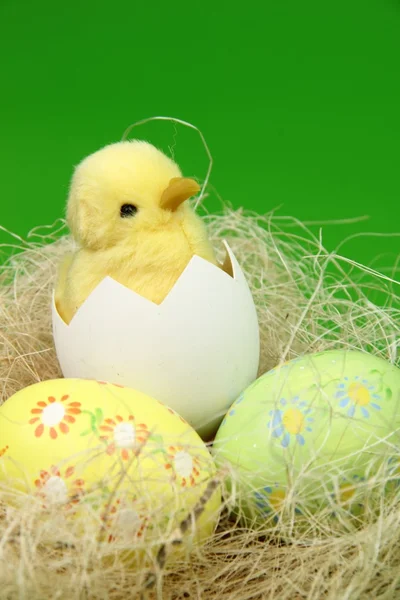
[51,241,260,438]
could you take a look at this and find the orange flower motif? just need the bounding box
[29,395,81,439]
[101,498,148,543]
[34,465,85,509]
[164,445,201,487]
[98,381,125,388]
[99,414,149,461]
[166,407,188,424]
[0,445,9,457]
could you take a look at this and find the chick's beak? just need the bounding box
[160,177,201,212]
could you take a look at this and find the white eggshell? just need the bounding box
[52,242,260,437]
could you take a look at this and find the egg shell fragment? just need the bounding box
[51,242,260,439]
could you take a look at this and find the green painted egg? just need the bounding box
[213,350,400,525]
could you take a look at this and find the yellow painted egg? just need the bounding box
[0,379,221,560]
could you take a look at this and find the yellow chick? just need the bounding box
[55,140,219,324]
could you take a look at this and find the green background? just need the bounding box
[0,0,399,272]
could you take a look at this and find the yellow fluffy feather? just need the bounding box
[55,141,219,324]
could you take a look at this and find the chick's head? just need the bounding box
[67,141,201,250]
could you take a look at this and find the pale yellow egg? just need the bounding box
[0,379,221,561]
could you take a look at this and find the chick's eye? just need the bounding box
[120,204,138,218]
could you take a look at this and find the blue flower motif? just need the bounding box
[254,485,301,522]
[226,393,245,419]
[331,474,366,515]
[264,357,301,378]
[335,376,382,418]
[219,393,245,425]
[219,416,227,427]
[254,486,283,523]
[268,396,313,448]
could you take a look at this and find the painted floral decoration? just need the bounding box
[164,445,201,487]
[337,475,365,504]
[97,381,125,388]
[0,446,9,457]
[335,376,382,418]
[99,414,150,460]
[254,484,300,522]
[34,465,85,509]
[102,498,149,543]
[29,395,81,439]
[220,393,245,427]
[268,396,313,448]
[330,474,366,516]
[166,406,188,424]
[385,456,400,492]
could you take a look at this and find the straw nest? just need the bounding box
[0,208,399,599]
